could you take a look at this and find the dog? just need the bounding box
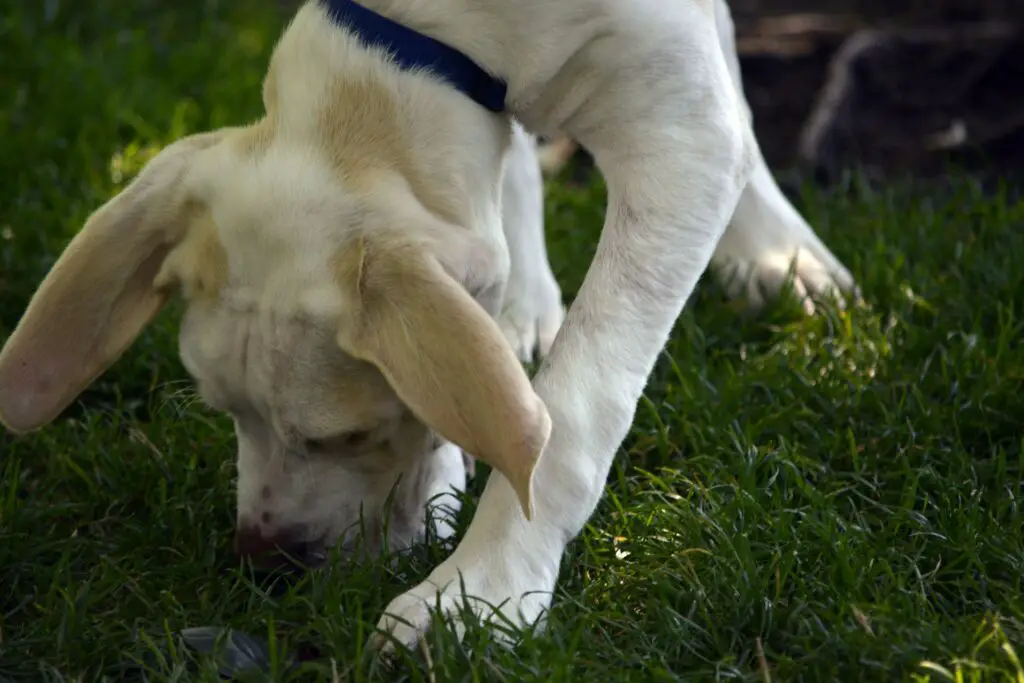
[0,0,854,651]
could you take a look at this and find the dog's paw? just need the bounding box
[372,551,554,652]
[497,271,565,363]
[712,195,857,315]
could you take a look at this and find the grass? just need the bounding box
[1,1,1023,681]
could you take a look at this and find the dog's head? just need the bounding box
[0,124,549,566]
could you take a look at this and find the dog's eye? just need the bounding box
[304,430,373,454]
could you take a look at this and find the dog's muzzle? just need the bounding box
[232,525,327,571]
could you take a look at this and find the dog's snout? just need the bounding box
[233,524,283,558]
[232,524,323,569]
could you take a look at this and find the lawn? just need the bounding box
[1,1,1023,681]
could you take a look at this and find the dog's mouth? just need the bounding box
[277,543,329,571]
[233,530,329,574]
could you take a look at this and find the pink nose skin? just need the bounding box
[232,525,317,570]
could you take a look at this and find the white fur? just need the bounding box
[367,0,854,649]
[0,0,857,652]
[498,124,565,362]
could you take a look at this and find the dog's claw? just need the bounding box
[716,244,856,315]
[711,173,857,316]
[497,272,565,363]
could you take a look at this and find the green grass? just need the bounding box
[1,1,1023,681]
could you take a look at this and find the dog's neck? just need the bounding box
[263,1,515,237]
[318,0,507,114]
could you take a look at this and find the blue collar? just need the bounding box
[320,0,508,113]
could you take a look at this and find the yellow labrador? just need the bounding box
[0,0,853,650]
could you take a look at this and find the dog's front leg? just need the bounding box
[497,121,565,363]
[374,1,753,650]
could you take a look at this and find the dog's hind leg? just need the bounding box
[496,121,566,363]
[709,0,856,313]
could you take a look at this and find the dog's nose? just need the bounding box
[232,525,321,570]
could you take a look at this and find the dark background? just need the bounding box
[727,0,1024,183]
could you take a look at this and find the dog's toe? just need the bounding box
[498,274,565,362]
[371,551,553,655]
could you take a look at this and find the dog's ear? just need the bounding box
[334,233,551,521]
[0,130,224,434]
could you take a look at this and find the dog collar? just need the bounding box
[320,0,508,113]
